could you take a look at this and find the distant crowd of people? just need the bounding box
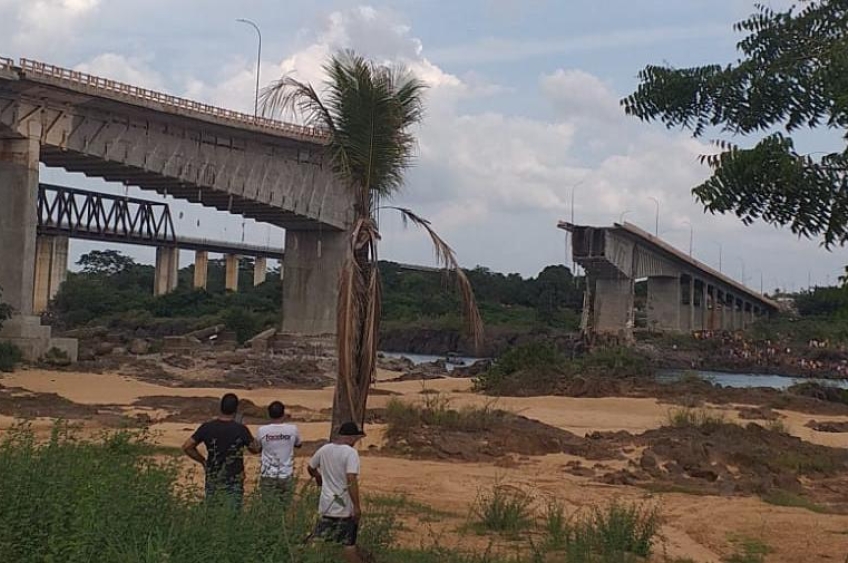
[691,330,848,376]
[181,393,367,563]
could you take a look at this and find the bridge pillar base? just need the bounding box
[33,235,69,313]
[193,251,208,290]
[281,230,348,335]
[154,247,179,295]
[587,277,634,338]
[225,254,240,292]
[0,315,78,363]
[253,257,267,286]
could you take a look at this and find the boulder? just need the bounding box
[128,338,149,355]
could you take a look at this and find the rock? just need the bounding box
[639,452,659,471]
[128,338,149,355]
[77,348,96,362]
[95,342,115,356]
[163,355,193,369]
[450,359,492,378]
[111,347,128,356]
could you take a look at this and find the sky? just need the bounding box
[0,0,841,292]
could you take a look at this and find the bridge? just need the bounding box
[559,221,779,337]
[0,57,354,361]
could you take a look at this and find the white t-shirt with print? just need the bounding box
[257,423,301,479]
[308,443,360,518]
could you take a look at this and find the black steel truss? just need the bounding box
[37,183,176,245]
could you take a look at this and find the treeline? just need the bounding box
[47,250,585,341]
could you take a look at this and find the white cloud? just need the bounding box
[75,53,164,90]
[5,0,101,51]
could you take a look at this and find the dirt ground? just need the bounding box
[2,366,848,562]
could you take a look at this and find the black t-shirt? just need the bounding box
[192,419,254,484]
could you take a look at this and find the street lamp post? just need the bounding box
[682,220,693,256]
[619,210,632,223]
[647,196,659,236]
[736,257,746,286]
[236,18,262,118]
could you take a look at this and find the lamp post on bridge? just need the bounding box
[619,209,632,223]
[647,196,659,236]
[236,18,262,118]
[682,220,693,257]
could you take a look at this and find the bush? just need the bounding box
[471,484,534,534]
[0,342,22,372]
[385,396,504,435]
[545,502,660,561]
[474,343,652,396]
[666,407,727,428]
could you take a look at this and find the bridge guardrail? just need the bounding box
[0,57,13,71]
[18,58,331,142]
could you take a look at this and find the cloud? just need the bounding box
[75,53,164,90]
[428,23,729,65]
[4,0,101,52]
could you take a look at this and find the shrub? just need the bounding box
[385,396,504,435]
[0,342,22,372]
[666,407,727,428]
[471,484,534,534]
[546,502,660,561]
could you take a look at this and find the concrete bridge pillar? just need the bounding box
[154,246,179,295]
[281,230,348,335]
[225,254,240,292]
[0,135,39,316]
[592,277,634,335]
[32,235,69,313]
[0,131,77,361]
[253,256,267,286]
[647,276,680,331]
[193,251,208,290]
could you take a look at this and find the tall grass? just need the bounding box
[0,423,392,563]
[471,484,534,534]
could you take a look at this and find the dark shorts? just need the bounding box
[204,479,244,510]
[313,516,358,546]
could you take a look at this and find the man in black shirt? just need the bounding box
[182,393,260,508]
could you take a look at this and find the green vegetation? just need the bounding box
[0,342,22,372]
[761,490,830,514]
[624,1,848,248]
[666,407,728,429]
[723,537,771,563]
[385,396,504,434]
[49,251,583,346]
[0,286,12,331]
[471,484,534,534]
[474,343,651,396]
[0,423,665,563]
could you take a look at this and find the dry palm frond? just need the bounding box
[382,206,484,353]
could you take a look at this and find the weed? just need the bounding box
[723,537,771,563]
[541,500,568,550]
[764,418,789,434]
[385,396,505,435]
[761,490,830,513]
[666,407,727,428]
[471,484,534,534]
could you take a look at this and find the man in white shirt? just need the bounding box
[257,401,301,502]
[307,421,365,563]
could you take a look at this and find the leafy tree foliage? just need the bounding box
[623,1,848,245]
[77,250,139,275]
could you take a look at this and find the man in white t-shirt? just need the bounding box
[257,401,301,502]
[307,421,365,563]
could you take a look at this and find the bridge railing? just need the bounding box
[17,58,330,142]
[0,57,13,71]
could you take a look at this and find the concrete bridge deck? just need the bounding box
[559,221,778,336]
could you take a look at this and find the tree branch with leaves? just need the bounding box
[622,1,848,246]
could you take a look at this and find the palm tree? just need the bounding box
[262,51,483,434]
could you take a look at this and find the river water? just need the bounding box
[381,351,848,390]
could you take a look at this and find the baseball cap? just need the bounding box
[338,422,366,436]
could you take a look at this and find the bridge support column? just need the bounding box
[154,247,179,295]
[592,277,634,336]
[0,133,77,362]
[281,230,348,335]
[253,257,267,286]
[225,254,240,292]
[647,276,680,331]
[193,251,208,290]
[32,235,69,313]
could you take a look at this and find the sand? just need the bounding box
[2,366,848,562]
